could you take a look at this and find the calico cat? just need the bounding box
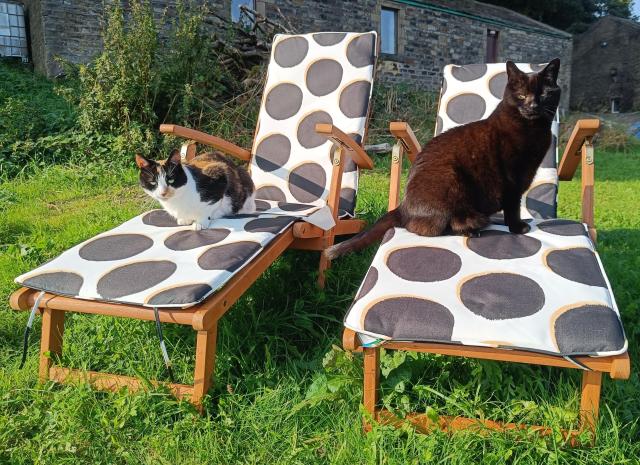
[326,59,561,259]
[135,150,255,230]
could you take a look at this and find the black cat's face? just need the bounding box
[504,59,561,121]
[135,150,188,201]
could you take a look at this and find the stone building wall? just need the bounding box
[571,16,640,112]
[19,0,572,108]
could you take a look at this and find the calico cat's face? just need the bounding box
[504,59,561,121]
[135,150,188,201]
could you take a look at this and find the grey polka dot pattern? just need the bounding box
[446,93,486,124]
[355,266,378,301]
[451,64,487,82]
[198,241,262,272]
[297,111,333,149]
[435,116,443,135]
[387,247,461,282]
[289,162,327,203]
[460,273,545,320]
[98,261,177,299]
[306,59,343,96]
[339,81,371,118]
[364,297,455,342]
[538,219,587,237]
[545,248,607,287]
[277,202,315,212]
[255,200,270,211]
[339,188,356,216]
[23,271,83,295]
[16,210,296,308]
[255,185,286,202]
[526,183,557,219]
[346,33,376,67]
[142,210,178,227]
[147,284,213,306]
[344,222,626,357]
[244,216,293,233]
[250,32,376,216]
[274,36,308,67]
[488,71,507,99]
[313,32,346,46]
[255,134,291,172]
[164,229,230,251]
[265,83,303,120]
[554,305,626,354]
[79,234,153,261]
[467,230,541,259]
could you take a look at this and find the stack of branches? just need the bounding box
[207,5,294,91]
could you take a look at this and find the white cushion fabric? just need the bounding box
[436,63,560,220]
[345,219,627,357]
[15,210,296,308]
[250,32,378,218]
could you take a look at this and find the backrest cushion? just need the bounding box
[436,63,559,220]
[250,32,378,217]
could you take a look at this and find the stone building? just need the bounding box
[19,0,573,108]
[571,16,640,112]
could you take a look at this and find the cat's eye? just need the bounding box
[518,94,526,100]
[149,181,157,186]
[167,178,175,185]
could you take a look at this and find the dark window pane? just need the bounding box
[381,8,397,55]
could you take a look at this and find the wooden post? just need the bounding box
[363,347,380,430]
[581,138,596,243]
[39,308,65,383]
[388,142,404,211]
[192,324,218,407]
[318,146,345,288]
[580,370,602,434]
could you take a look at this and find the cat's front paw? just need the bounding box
[177,218,192,226]
[192,221,209,231]
[508,220,530,234]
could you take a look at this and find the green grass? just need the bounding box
[0,149,638,464]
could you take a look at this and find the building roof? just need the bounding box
[391,0,572,39]
[579,14,640,35]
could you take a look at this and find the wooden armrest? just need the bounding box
[389,121,421,162]
[315,123,374,170]
[159,124,252,161]
[558,119,600,181]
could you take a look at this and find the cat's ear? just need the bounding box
[540,58,560,84]
[505,61,524,82]
[168,149,182,165]
[135,154,153,169]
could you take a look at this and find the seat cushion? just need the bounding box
[344,219,627,357]
[15,210,296,309]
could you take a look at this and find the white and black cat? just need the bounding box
[135,150,256,230]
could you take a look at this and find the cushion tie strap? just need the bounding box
[19,291,45,369]
[153,307,175,382]
[563,356,592,371]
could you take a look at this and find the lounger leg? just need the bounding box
[39,308,65,383]
[363,347,380,431]
[192,324,218,408]
[579,370,602,434]
[317,235,335,288]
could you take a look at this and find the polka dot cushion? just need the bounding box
[15,210,296,308]
[344,219,627,357]
[250,32,378,218]
[436,63,560,220]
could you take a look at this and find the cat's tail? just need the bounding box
[324,209,401,260]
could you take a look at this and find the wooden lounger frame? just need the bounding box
[10,122,375,408]
[342,119,631,442]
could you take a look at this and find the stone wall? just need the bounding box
[20,0,573,108]
[571,16,640,112]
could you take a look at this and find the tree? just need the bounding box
[477,0,637,33]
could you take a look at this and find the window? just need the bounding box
[486,29,499,63]
[380,7,397,55]
[0,2,28,62]
[231,0,255,23]
[611,98,620,114]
